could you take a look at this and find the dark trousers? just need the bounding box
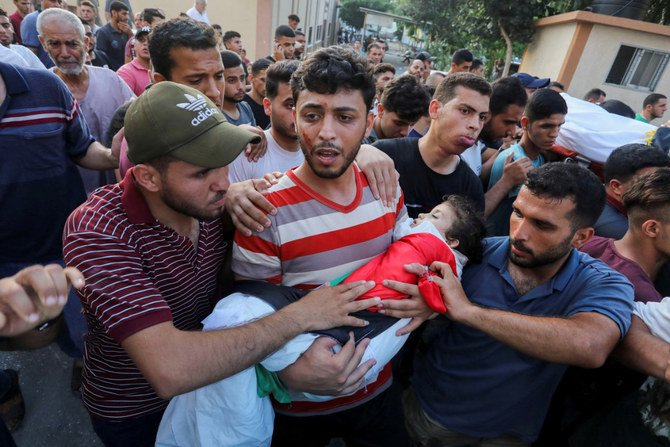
[90,410,164,447]
[272,381,410,447]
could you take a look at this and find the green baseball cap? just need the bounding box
[124,81,261,168]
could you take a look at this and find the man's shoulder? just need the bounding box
[373,137,418,155]
[66,184,126,232]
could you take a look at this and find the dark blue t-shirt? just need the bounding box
[0,62,94,263]
[412,237,634,442]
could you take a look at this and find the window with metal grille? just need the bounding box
[606,45,669,91]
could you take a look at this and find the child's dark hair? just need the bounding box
[441,195,486,263]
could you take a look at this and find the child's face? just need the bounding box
[411,203,457,237]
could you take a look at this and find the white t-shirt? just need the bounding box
[9,45,45,69]
[460,140,485,177]
[186,6,209,24]
[228,129,304,183]
[0,44,29,67]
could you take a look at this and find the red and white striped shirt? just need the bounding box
[233,165,407,415]
[63,169,226,420]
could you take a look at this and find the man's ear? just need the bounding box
[428,99,442,120]
[520,116,530,131]
[446,237,460,249]
[641,219,661,239]
[365,110,374,134]
[571,227,594,249]
[263,97,272,117]
[133,164,162,193]
[377,103,385,119]
[152,71,167,84]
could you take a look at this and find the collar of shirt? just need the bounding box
[121,167,156,224]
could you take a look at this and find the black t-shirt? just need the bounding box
[242,94,270,130]
[373,137,485,218]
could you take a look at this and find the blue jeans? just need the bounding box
[0,260,86,358]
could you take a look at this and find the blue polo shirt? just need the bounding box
[0,62,94,263]
[412,237,633,443]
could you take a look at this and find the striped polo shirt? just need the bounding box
[233,164,407,414]
[0,62,94,263]
[63,169,226,421]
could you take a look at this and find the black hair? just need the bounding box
[434,72,491,104]
[275,24,295,39]
[525,162,605,229]
[604,143,670,183]
[290,45,376,112]
[490,76,527,116]
[223,30,240,43]
[600,99,635,119]
[266,59,299,100]
[381,75,431,123]
[583,88,606,102]
[250,57,272,75]
[288,14,300,22]
[644,93,667,108]
[0,7,6,16]
[525,88,567,121]
[470,59,484,71]
[549,81,565,91]
[149,18,218,80]
[441,195,486,263]
[623,168,670,225]
[451,48,473,65]
[109,1,128,13]
[141,8,164,24]
[372,62,396,77]
[220,49,242,69]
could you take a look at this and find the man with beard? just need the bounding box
[373,73,490,218]
[63,81,379,446]
[0,7,44,68]
[404,162,634,447]
[95,0,132,71]
[230,60,301,182]
[220,49,256,126]
[487,88,567,236]
[39,7,134,195]
[233,46,425,447]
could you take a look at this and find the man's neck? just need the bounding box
[135,56,151,69]
[55,65,88,87]
[372,118,385,140]
[615,232,666,281]
[248,89,263,104]
[293,163,358,205]
[222,101,239,118]
[418,132,460,175]
[270,127,299,152]
[518,135,542,160]
[642,110,653,122]
[139,184,199,241]
[507,251,571,296]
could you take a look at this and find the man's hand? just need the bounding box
[378,264,437,335]
[0,265,84,337]
[225,178,278,236]
[110,127,124,165]
[427,261,477,323]
[356,144,399,207]
[118,20,133,36]
[292,280,381,331]
[278,333,376,395]
[239,125,268,162]
[273,42,285,62]
[500,153,532,187]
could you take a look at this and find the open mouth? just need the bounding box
[314,148,340,166]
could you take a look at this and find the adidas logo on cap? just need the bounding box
[176,93,221,127]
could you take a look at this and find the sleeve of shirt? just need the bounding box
[54,76,96,158]
[63,227,174,343]
[633,298,670,343]
[567,264,634,339]
[20,14,38,48]
[487,148,510,190]
[232,220,283,283]
[228,153,252,184]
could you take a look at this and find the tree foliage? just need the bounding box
[339,0,395,29]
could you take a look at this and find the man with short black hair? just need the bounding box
[287,13,300,30]
[404,162,633,446]
[220,49,256,127]
[231,60,301,182]
[366,75,431,143]
[222,30,242,54]
[470,58,484,76]
[374,73,491,217]
[487,88,567,236]
[95,0,132,70]
[366,41,383,65]
[267,24,295,62]
[584,87,606,104]
[636,93,667,124]
[242,57,272,129]
[78,0,99,34]
[448,48,474,74]
[595,143,670,239]
[416,51,436,83]
[117,26,152,95]
[9,0,32,44]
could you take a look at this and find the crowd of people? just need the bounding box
[2,1,670,447]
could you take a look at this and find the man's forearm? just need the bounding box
[458,305,620,368]
[484,178,515,218]
[613,316,670,380]
[76,142,118,170]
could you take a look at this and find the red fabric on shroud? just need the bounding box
[344,232,457,312]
